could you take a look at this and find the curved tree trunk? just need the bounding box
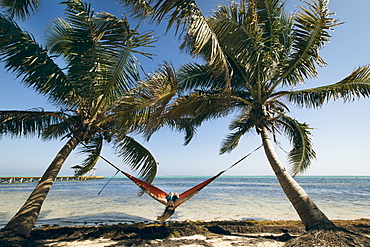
[260,127,335,231]
[3,136,81,236]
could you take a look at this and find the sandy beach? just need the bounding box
[1,219,369,246]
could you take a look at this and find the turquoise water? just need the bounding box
[0,176,369,228]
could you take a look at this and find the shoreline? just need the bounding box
[1,218,369,246]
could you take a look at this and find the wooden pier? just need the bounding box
[0,176,105,184]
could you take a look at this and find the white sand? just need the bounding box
[40,234,285,246]
[39,238,118,246]
[171,234,284,247]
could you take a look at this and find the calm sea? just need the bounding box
[0,176,369,228]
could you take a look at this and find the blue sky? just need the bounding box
[1,0,369,177]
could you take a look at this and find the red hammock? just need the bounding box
[121,171,224,208]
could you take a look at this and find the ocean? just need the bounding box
[0,176,369,228]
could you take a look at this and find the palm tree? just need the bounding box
[124,0,370,230]
[0,0,158,236]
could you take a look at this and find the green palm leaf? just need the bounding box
[46,1,155,107]
[169,118,198,145]
[0,0,41,20]
[280,0,340,85]
[178,63,227,91]
[151,0,231,84]
[110,62,179,140]
[220,108,256,154]
[0,14,69,105]
[277,115,316,175]
[117,0,154,19]
[0,110,65,138]
[76,136,103,176]
[287,66,370,108]
[114,135,157,183]
[42,121,73,140]
[209,0,264,84]
[168,91,233,121]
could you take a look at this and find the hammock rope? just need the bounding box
[98,143,263,194]
[98,169,119,195]
[221,144,263,173]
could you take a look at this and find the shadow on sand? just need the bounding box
[33,212,154,228]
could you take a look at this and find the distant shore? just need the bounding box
[1,218,369,246]
[0,176,104,184]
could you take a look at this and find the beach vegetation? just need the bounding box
[0,0,158,236]
[120,0,370,231]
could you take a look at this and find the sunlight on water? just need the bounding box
[0,176,369,227]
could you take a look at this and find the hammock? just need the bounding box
[121,170,224,221]
[100,145,262,221]
[122,170,224,207]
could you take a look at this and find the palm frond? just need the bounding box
[200,0,292,92]
[62,0,94,30]
[0,0,41,20]
[75,136,103,176]
[209,0,264,84]
[117,0,154,19]
[220,131,245,155]
[280,0,340,86]
[92,12,156,57]
[151,0,196,34]
[110,62,179,140]
[287,66,370,108]
[177,63,227,91]
[97,50,142,106]
[47,1,101,57]
[46,2,101,103]
[255,0,293,89]
[0,14,69,105]
[0,110,66,138]
[167,91,235,122]
[277,115,316,175]
[140,62,179,134]
[46,3,156,107]
[155,92,238,145]
[42,121,73,140]
[220,108,255,154]
[152,0,231,84]
[114,135,158,183]
[170,118,198,145]
[45,17,72,55]
[256,0,286,36]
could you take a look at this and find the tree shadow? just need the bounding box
[34,211,153,228]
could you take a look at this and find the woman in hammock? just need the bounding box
[157,192,180,221]
[156,191,201,222]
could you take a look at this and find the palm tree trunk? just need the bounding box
[260,126,335,230]
[3,136,81,236]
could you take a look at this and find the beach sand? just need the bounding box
[1,219,369,246]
